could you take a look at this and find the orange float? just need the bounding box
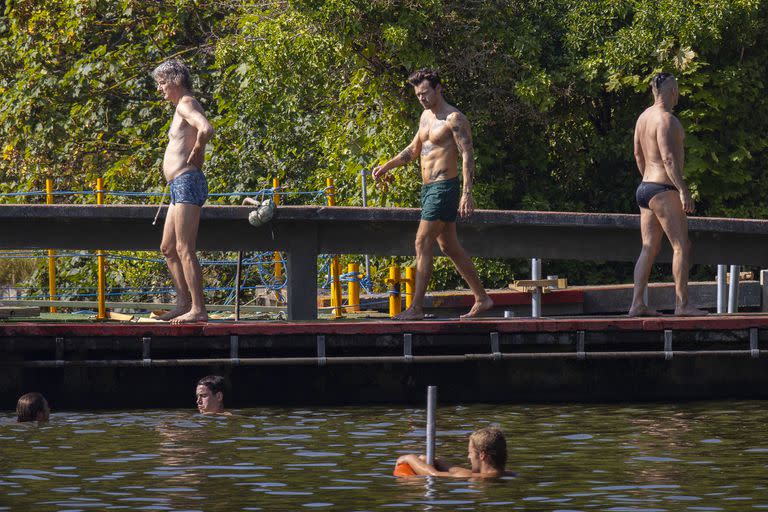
[393,462,417,477]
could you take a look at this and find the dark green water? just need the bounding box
[1,402,767,511]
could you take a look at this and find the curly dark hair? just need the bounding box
[197,375,225,394]
[407,68,441,89]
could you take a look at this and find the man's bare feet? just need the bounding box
[628,304,662,317]
[170,310,209,324]
[157,306,191,321]
[460,296,494,319]
[393,307,425,321]
[675,305,708,317]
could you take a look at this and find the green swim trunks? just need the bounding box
[421,177,460,222]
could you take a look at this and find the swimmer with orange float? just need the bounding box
[393,386,514,479]
[394,427,514,479]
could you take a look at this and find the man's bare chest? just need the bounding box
[167,114,191,141]
[419,119,453,145]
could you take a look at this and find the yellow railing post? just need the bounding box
[272,178,283,280]
[404,266,415,310]
[388,264,402,318]
[347,262,360,313]
[45,179,57,313]
[327,178,343,318]
[96,178,106,320]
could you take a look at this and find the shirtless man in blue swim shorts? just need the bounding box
[629,73,705,317]
[373,69,493,320]
[152,59,214,323]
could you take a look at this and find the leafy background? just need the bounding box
[1,0,766,300]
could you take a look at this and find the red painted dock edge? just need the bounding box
[2,315,768,338]
[317,289,586,308]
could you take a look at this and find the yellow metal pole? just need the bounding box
[404,266,415,310]
[96,178,106,320]
[272,178,282,280]
[45,179,57,313]
[327,178,343,318]
[388,264,401,318]
[347,262,360,313]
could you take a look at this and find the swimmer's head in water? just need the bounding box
[468,427,507,472]
[196,375,225,414]
[651,72,678,103]
[152,59,192,91]
[408,68,443,109]
[16,392,49,423]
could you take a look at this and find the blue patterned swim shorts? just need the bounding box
[169,168,208,207]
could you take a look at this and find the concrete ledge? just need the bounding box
[4,204,768,319]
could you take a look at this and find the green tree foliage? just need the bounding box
[1,0,767,294]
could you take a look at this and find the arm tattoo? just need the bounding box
[397,147,414,164]
[451,119,474,156]
[451,115,475,192]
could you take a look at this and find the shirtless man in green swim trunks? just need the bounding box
[373,69,493,319]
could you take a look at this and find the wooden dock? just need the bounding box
[2,315,767,408]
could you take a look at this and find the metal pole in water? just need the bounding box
[531,258,542,318]
[426,385,437,466]
[717,264,727,314]
[728,264,740,314]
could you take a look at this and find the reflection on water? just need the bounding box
[2,402,768,510]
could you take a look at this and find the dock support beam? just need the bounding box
[286,226,318,321]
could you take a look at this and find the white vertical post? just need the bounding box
[426,385,437,466]
[531,258,542,318]
[728,264,739,314]
[717,264,727,314]
[643,286,649,307]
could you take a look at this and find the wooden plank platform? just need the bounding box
[2,314,768,407]
[1,313,767,336]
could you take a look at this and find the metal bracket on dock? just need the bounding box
[316,335,327,366]
[664,330,673,360]
[55,337,64,361]
[230,335,240,364]
[490,332,501,360]
[142,337,151,364]
[404,333,413,363]
[509,277,568,293]
[750,328,759,358]
[576,331,586,360]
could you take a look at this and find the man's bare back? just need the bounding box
[634,106,685,187]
